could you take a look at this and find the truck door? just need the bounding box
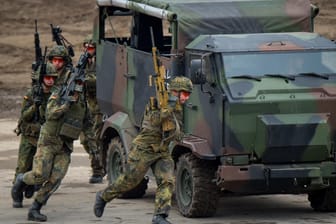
[184,54,223,156]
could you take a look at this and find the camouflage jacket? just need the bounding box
[38,86,88,151]
[18,86,51,138]
[132,97,183,152]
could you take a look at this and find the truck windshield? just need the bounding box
[223,51,336,77]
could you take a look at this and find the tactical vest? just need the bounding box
[41,90,86,141]
[58,98,86,140]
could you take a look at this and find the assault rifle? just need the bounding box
[32,20,42,72]
[59,51,90,104]
[33,46,48,122]
[50,23,75,57]
[148,27,174,132]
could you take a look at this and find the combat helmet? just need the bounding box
[48,45,69,61]
[83,34,96,46]
[31,62,58,85]
[45,62,58,77]
[169,76,193,93]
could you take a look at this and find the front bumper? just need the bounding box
[216,161,336,193]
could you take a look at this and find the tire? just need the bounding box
[106,137,148,198]
[308,188,336,212]
[175,153,220,217]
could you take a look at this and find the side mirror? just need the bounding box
[190,59,206,84]
[310,4,319,18]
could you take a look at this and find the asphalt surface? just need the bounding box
[1,118,336,224]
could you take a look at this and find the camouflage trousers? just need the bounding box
[80,127,104,177]
[84,96,105,176]
[101,146,175,216]
[13,135,37,183]
[22,138,71,205]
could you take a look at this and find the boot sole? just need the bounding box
[28,215,47,222]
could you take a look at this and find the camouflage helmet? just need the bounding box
[83,34,96,46]
[48,45,69,60]
[45,62,58,77]
[169,76,193,92]
[31,62,57,82]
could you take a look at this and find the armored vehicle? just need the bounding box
[94,0,336,217]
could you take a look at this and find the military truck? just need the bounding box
[93,0,336,217]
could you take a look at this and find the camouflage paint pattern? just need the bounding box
[183,32,336,192]
[94,0,336,198]
[116,0,314,50]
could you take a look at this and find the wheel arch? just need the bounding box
[171,135,218,164]
[101,112,138,155]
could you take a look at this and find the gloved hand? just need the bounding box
[62,94,79,106]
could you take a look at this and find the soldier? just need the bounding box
[80,35,105,184]
[11,73,88,222]
[48,44,103,185]
[11,63,58,208]
[47,45,72,87]
[93,77,193,224]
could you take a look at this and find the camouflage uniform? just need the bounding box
[12,63,58,208]
[94,77,193,224]
[101,103,181,214]
[80,35,104,183]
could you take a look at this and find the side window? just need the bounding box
[101,7,133,45]
[104,15,132,40]
[131,13,172,53]
[203,55,216,84]
[99,8,172,53]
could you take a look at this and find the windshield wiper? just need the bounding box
[298,72,329,80]
[231,75,261,82]
[264,74,295,81]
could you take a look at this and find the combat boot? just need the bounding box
[11,173,25,208]
[152,214,172,224]
[89,174,103,184]
[94,191,106,217]
[28,200,47,222]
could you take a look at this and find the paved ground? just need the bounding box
[2,118,336,224]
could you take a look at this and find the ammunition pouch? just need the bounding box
[59,118,82,140]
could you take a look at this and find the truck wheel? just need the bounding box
[175,153,220,217]
[106,137,148,198]
[308,188,336,211]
